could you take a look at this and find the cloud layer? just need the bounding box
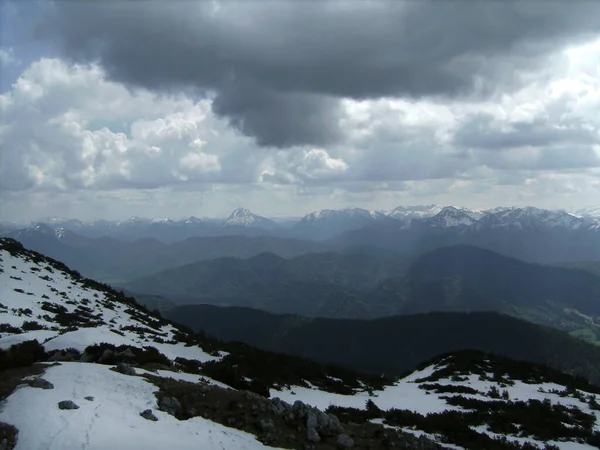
[1,1,599,220]
[37,0,600,147]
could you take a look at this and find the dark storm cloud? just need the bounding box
[212,81,342,147]
[37,0,600,147]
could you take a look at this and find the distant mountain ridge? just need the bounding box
[335,206,600,263]
[3,205,600,284]
[5,204,598,241]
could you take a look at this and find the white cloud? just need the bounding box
[2,35,600,220]
[297,148,349,179]
[0,59,253,193]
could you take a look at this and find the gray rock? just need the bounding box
[121,348,136,359]
[31,377,54,389]
[140,409,158,421]
[317,410,341,433]
[270,398,288,416]
[307,427,321,443]
[293,400,310,419]
[114,363,136,376]
[336,434,355,448]
[306,411,320,442]
[158,396,181,416]
[84,396,94,401]
[58,400,80,410]
[98,349,114,363]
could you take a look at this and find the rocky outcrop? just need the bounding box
[112,363,136,376]
[147,375,443,450]
[140,409,159,421]
[58,400,79,410]
[336,434,355,448]
[29,377,54,390]
[158,396,181,416]
[268,398,346,443]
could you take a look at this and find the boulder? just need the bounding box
[336,434,355,448]
[158,396,181,416]
[140,409,158,421]
[58,400,79,410]
[306,411,321,442]
[30,377,54,390]
[113,363,136,376]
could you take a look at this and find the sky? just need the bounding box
[1,0,600,221]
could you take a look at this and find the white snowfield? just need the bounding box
[271,365,452,415]
[0,247,220,363]
[0,362,281,450]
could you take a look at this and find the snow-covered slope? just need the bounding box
[1,238,429,450]
[272,351,600,449]
[571,206,600,219]
[0,362,277,450]
[0,239,219,363]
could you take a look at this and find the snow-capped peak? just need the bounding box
[222,208,276,229]
[301,207,385,223]
[150,217,173,224]
[383,205,445,220]
[473,206,598,231]
[424,206,479,228]
[183,216,205,224]
[119,216,152,226]
[224,208,259,225]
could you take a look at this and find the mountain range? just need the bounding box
[4,204,599,241]
[3,205,599,270]
[5,238,600,449]
[5,239,600,450]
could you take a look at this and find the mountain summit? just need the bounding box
[222,208,278,229]
[420,206,480,228]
